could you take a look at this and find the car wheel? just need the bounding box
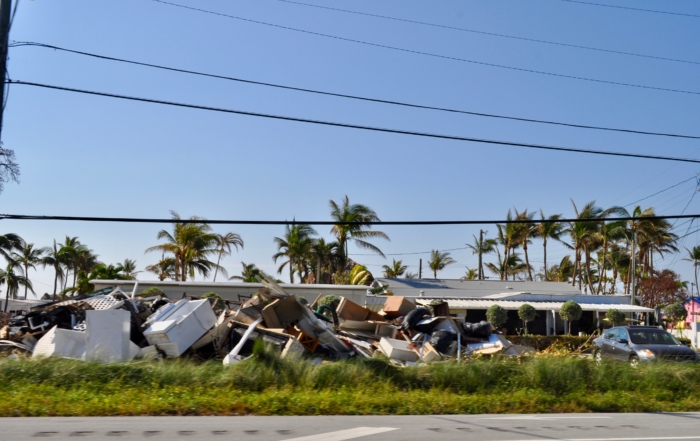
[594,350,603,365]
[629,355,639,368]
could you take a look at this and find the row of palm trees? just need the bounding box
[462,200,683,295]
[0,233,142,310]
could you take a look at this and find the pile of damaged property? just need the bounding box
[0,279,534,364]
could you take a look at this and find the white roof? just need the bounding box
[378,278,583,298]
[418,298,653,313]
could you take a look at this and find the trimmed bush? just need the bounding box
[560,300,583,335]
[486,305,508,329]
[518,304,536,335]
[317,295,341,311]
[139,287,165,297]
[665,302,688,327]
[606,308,626,327]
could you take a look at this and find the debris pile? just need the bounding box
[0,278,534,364]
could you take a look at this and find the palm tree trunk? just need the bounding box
[584,248,595,294]
[597,241,607,295]
[53,267,58,297]
[543,238,548,281]
[213,248,223,282]
[24,264,28,299]
[695,265,699,297]
[523,242,533,281]
[290,258,294,284]
[571,246,579,286]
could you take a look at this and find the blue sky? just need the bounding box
[2,0,700,294]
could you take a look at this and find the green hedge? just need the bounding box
[508,335,593,352]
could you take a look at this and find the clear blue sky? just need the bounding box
[3,0,700,294]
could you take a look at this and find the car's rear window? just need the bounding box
[629,329,681,345]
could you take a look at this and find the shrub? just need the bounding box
[201,292,224,310]
[486,305,507,329]
[139,287,164,297]
[559,300,582,335]
[665,302,688,328]
[317,295,341,311]
[606,308,626,327]
[518,304,536,335]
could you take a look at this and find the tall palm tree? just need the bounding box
[310,238,340,284]
[428,250,455,279]
[466,233,496,280]
[683,246,700,297]
[0,262,33,312]
[40,240,67,297]
[537,211,566,280]
[11,243,44,299]
[594,220,626,294]
[0,233,24,261]
[212,232,244,282]
[118,259,140,280]
[513,208,537,281]
[146,211,219,281]
[272,223,317,283]
[329,195,389,258]
[382,259,408,278]
[145,255,176,281]
[496,211,518,281]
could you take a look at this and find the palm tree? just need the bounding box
[404,271,417,279]
[0,262,33,312]
[513,208,537,281]
[683,246,700,297]
[329,195,389,258]
[272,223,317,283]
[145,255,176,281]
[146,211,219,281]
[595,220,626,294]
[496,211,518,280]
[466,233,496,280]
[462,267,478,280]
[212,232,244,282]
[537,211,566,280]
[11,243,44,299]
[117,259,140,280]
[428,250,455,279]
[40,240,67,297]
[487,252,529,280]
[310,238,340,284]
[382,259,407,278]
[545,255,574,282]
[0,233,24,261]
[229,261,266,283]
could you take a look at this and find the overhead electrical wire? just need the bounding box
[558,0,700,18]
[277,0,700,66]
[12,41,700,140]
[2,212,699,226]
[351,246,470,257]
[11,79,700,164]
[150,0,700,96]
[624,175,699,207]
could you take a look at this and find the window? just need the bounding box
[603,329,618,340]
[629,329,680,346]
[616,329,630,342]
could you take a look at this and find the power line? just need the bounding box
[2,212,700,225]
[277,0,700,66]
[558,0,700,18]
[151,0,700,96]
[625,175,699,207]
[13,41,700,140]
[12,79,700,164]
[351,246,469,256]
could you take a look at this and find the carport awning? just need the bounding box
[417,298,653,313]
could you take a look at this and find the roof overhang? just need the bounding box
[417,298,653,313]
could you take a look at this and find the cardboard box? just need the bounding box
[336,297,385,322]
[381,296,415,319]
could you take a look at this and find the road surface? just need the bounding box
[1,412,698,441]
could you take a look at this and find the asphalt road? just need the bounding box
[1,412,699,441]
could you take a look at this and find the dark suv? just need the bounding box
[592,326,698,367]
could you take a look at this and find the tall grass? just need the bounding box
[1,343,699,416]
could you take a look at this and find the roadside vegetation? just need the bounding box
[1,342,699,416]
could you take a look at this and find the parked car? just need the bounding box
[592,326,698,367]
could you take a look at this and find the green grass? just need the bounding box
[1,343,699,416]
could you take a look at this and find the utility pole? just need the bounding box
[0,0,11,138]
[418,259,422,279]
[478,229,484,280]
